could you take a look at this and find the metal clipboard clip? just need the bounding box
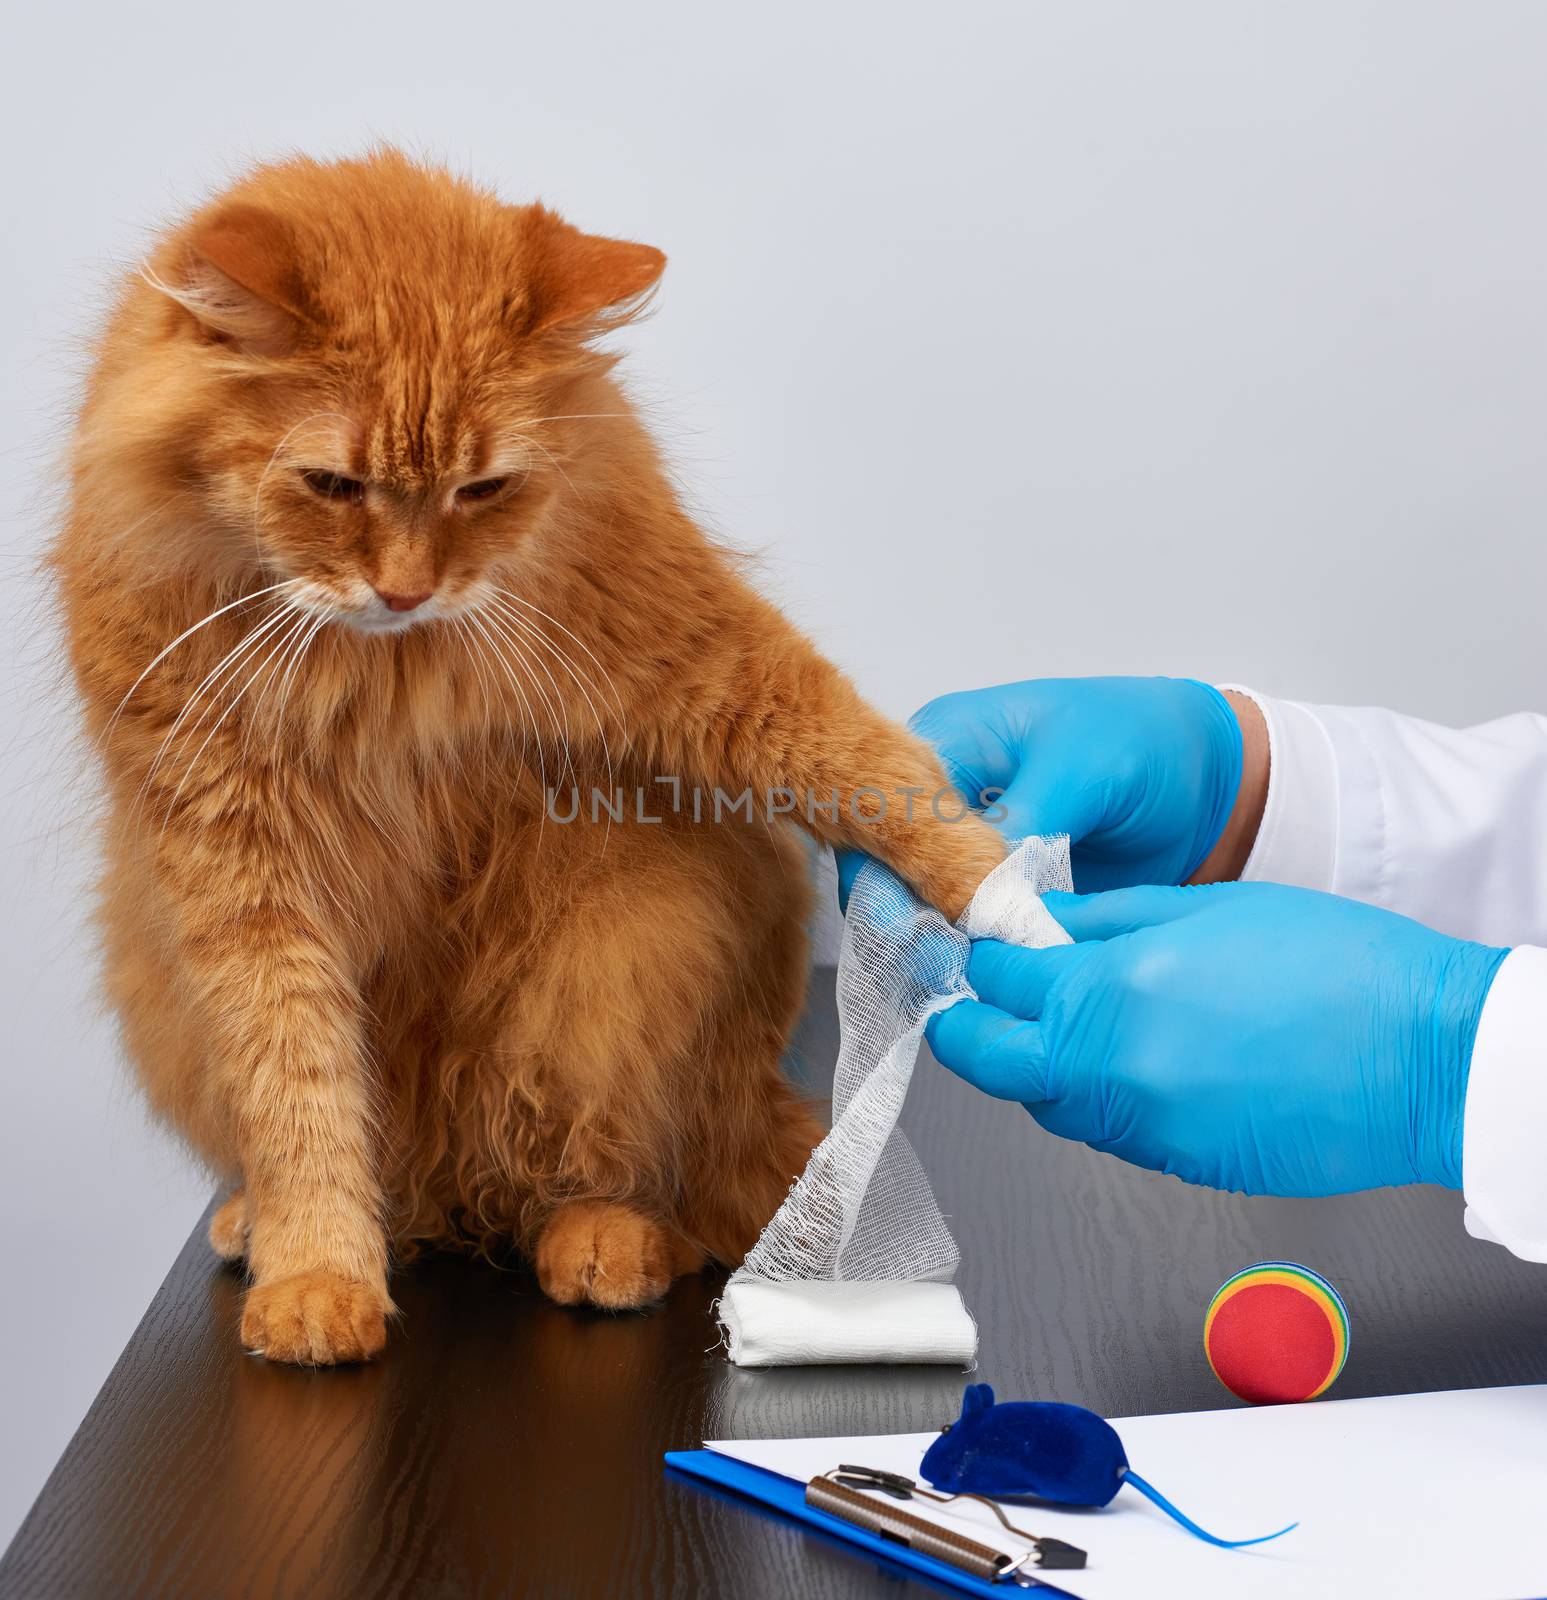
[804,1464,1088,1586]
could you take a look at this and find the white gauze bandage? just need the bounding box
[718,836,1072,1366]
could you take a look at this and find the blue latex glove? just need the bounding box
[926,882,1509,1196]
[909,677,1245,890]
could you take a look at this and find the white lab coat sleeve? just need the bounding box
[1226,687,1547,1262]
[1462,946,1547,1262]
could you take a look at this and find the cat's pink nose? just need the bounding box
[375,588,433,613]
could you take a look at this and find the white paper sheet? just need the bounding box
[708,1383,1547,1599]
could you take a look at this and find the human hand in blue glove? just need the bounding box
[909,677,1262,891]
[927,882,1509,1196]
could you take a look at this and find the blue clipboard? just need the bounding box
[663,1448,1083,1597]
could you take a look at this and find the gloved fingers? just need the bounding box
[834,846,869,913]
[835,850,933,929]
[835,854,970,1002]
[990,768,1109,846]
[1042,884,1203,942]
[1026,1100,1102,1146]
[908,697,1043,836]
[964,938,1086,1020]
[909,694,1111,844]
[926,1000,1048,1102]
[841,854,924,940]
[907,697,1016,796]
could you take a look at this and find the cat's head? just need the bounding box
[118,150,663,633]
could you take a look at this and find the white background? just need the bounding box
[3,0,1545,1549]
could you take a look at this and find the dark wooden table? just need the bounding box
[6,970,1547,1599]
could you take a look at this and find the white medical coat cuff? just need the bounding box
[1223,686,1340,893]
[1227,689,1547,945]
[1463,946,1547,1263]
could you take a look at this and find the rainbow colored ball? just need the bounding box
[1204,1262,1349,1405]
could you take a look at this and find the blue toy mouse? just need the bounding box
[921,1384,1295,1549]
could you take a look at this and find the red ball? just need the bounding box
[1204,1263,1349,1405]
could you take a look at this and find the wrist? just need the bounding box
[1422,940,1511,1188]
[1190,690,1268,884]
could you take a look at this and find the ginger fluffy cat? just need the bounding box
[54,151,1004,1365]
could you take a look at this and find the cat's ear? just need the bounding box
[158,204,312,358]
[517,206,665,336]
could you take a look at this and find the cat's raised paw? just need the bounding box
[240,1272,389,1365]
[534,1201,699,1311]
[208,1190,249,1261]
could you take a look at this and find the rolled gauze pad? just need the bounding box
[718,838,1073,1367]
[717,1280,979,1367]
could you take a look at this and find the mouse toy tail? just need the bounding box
[1122,1471,1298,1549]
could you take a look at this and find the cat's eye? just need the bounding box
[300,469,365,504]
[455,477,510,504]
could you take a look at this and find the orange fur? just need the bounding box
[53,150,1005,1364]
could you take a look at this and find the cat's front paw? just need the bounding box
[534,1201,700,1311]
[902,814,1008,923]
[240,1272,390,1365]
[208,1190,249,1261]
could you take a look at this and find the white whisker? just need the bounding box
[492,588,628,732]
[451,616,499,774]
[463,606,549,843]
[491,429,579,497]
[103,578,301,746]
[482,606,578,791]
[484,594,617,828]
[488,590,624,816]
[243,605,314,757]
[460,611,524,764]
[157,607,311,836]
[272,605,334,732]
[146,601,299,773]
[512,413,631,425]
[130,600,300,830]
[98,493,186,555]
